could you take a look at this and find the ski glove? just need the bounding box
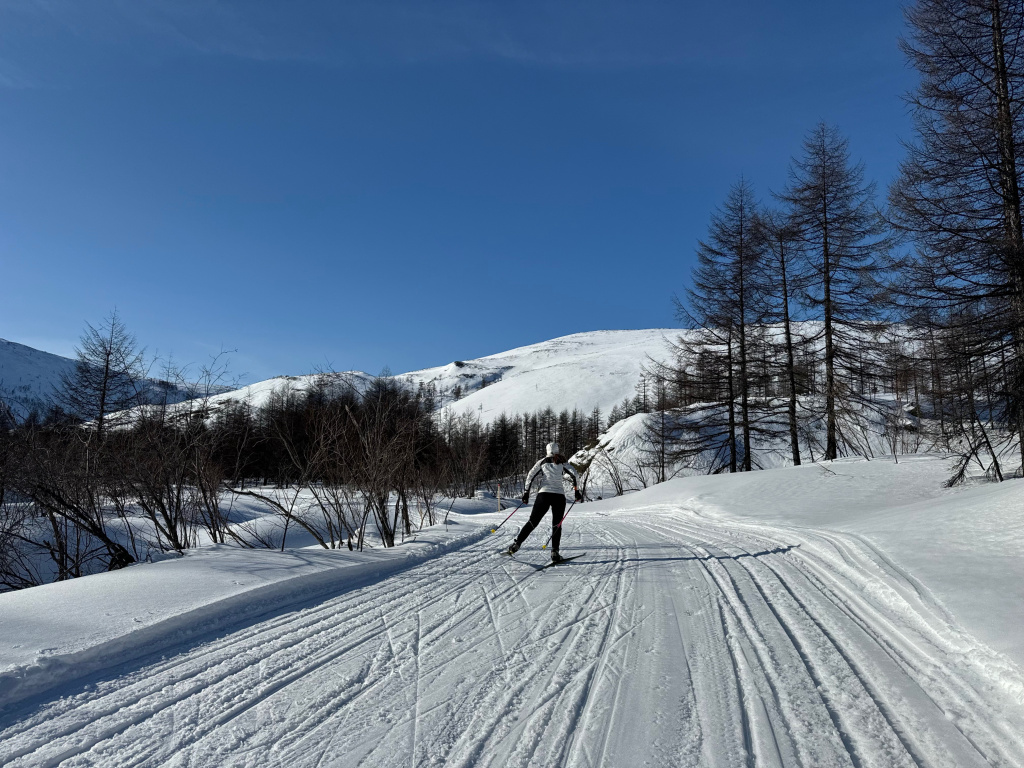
[574,487,583,502]
[521,491,530,504]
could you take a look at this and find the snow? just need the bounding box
[401,328,677,420]
[0,338,77,418]
[656,454,1024,668]
[138,329,679,424]
[2,456,1023,766]
[0,507,493,713]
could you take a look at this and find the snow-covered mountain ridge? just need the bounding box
[99,329,681,423]
[401,328,677,420]
[0,338,78,419]
[0,338,212,419]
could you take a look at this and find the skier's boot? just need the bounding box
[550,551,564,564]
[506,541,520,556]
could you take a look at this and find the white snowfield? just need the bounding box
[135,329,678,424]
[402,329,677,421]
[1,458,1023,767]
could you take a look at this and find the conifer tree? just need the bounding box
[676,178,765,471]
[57,310,144,439]
[756,208,808,465]
[892,0,1024,473]
[779,124,889,460]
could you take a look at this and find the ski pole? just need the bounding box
[491,501,526,533]
[542,499,577,550]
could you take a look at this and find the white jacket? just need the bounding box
[525,457,578,496]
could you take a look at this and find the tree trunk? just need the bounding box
[726,331,737,473]
[991,0,1024,473]
[737,230,752,472]
[822,194,838,460]
[779,237,802,466]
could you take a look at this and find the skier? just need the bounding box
[506,442,582,563]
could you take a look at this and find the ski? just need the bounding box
[533,553,587,571]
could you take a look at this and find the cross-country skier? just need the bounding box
[506,442,582,563]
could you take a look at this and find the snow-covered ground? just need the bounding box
[1,456,1022,767]
[0,501,497,712]
[644,454,1024,669]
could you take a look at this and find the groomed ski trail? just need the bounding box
[2,506,1023,768]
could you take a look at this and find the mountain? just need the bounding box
[400,329,677,420]
[0,338,78,419]
[0,338,207,420]
[139,329,679,423]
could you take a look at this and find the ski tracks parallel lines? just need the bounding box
[761,553,1017,767]
[561,524,638,768]
[709,551,898,768]
[444,528,625,768]
[1,543,497,767]
[664,516,916,767]
[4,507,1024,768]
[410,611,422,768]
[631,506,1024,768]
[749,555,952,767]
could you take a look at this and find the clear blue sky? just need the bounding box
[1,1,914,383]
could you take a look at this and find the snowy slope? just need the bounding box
[0,338,206,419]
[0,338,77,418]
[573,394,930,497]
[144,329,679,423]
[400,328,677,420]
[1,457,1023,766]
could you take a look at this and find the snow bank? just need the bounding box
[585,454,1024,670]
[0,505,498,713]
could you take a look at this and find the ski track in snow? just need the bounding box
[2,507,1023,768]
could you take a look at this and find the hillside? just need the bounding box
[400,328,677,419]
[0,338,208,420]
[119,329,680,423]
[0,338,77,419]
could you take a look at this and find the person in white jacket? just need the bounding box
[506,442,582,562]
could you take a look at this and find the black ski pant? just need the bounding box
[514,492,566,552]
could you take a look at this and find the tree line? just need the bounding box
[638,0,1024,484]
[0,313,602,589]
